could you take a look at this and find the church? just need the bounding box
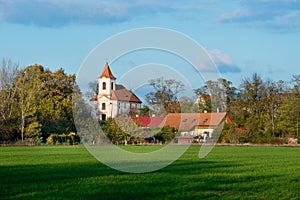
[90,63,142,121]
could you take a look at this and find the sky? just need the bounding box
[1,0,300,92]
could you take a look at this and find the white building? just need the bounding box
[91,63,142,121]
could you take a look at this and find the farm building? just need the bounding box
[163,112,231,136]
[163,112,232,144]
[134,112,232,144]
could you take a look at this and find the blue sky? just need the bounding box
[1,0,300,89]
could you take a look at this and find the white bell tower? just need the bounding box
[97,62,116,121]
[98,62,116,96]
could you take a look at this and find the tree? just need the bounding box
[12,65,78,143]
[38,67,77,138]
[276,76,300,138]
[194,78,237,113]
[238,73,266,130]
[145,77,184,115]
[15,65,44,141]
[100,118,129,145]
[72,89,103,145]
[277,95,299,137]
[25,121,42,140]
[263,80,283,136]
[292,75,300,94]
[206,80,226,112]
[85,80,98,100]
[228,73,298,142]
[0,59,19,142]
[154,126,176,144]
[0,59,19,121]
[239,73,265,113]
[139,105,150,116]
[178,96,199,113]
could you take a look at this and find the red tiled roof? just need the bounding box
[162,112,228,131]
[111,87,142,103]
[135,116,165,127]
[90,84,142,103]
[99,63,116,80]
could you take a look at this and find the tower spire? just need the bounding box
[99,62,116,80]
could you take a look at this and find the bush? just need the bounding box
[46,133,80,145]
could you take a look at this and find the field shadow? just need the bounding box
[1,146,300,199]
[0,159,286,200]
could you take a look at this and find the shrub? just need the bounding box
[46,133,80,145]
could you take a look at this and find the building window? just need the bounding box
[111,82,114,90]
[102,103,106,110]
[101,114,106,121]
[102,82,106,90]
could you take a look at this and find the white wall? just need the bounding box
[98,77,115,96]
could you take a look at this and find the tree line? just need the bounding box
[218,73,299,144]
[0,59,77,144]
[144,74,299,144]
[1,58,299,145]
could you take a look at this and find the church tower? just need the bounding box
[97,63,116,121]
[98,62,116,96]
[91,62,142,121]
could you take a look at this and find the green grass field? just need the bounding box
[1,145,300,199]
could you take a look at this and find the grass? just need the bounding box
[1,145,300,199]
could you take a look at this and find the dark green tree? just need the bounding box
[154,126,176,144]
[38,67,77,139]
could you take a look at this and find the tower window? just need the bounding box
[102,82,106,90]
[111,82,114,90]
[102,103,106,110]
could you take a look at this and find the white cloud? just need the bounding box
[209,49,233,66]
[1,0,299,33]
[0,0,174,27]
[218,0,300,32]
[208,49,241,73]
[0,0,221,27]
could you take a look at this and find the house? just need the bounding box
[90,63,142,120]
[162,112,232,143]
[133,112,232,144]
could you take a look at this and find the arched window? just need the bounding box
[102,82,106,90]
[102,103,106,110]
